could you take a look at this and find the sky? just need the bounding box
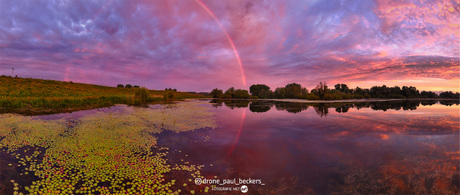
[0,0,459,92]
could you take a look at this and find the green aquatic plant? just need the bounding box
[0,102,217,194]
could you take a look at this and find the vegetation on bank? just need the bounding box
[0,76,204,114]
[211,82,460,100]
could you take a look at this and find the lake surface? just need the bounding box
[0,100,458,194]
[159,100,459,194]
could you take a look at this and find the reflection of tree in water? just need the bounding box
[249,101,272,113]
[209,99,250,109]
[439,100,460,106]
[314,104,329,117]
[211,100,459,117]
[369,101,420,111]
[275,102,309,113]
[209,99,223,108]
[420,100,437,106]
[335,105,352,113]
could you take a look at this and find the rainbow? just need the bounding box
[227,109,246,156]
[194,0,247,86]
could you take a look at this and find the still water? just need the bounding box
[159,100,459,194]
[0,100,458,194]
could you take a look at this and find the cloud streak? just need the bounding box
[0,0,458,92]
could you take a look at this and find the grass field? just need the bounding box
[0,76,206,114]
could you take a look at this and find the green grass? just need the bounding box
[0,76,206,114]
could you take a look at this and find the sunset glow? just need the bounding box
[0,0,458,92]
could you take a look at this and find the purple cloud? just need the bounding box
[0,0,458,92]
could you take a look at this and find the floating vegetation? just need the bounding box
[0,102,217,194]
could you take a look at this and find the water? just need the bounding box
[159,100,459,194]
[0,100,458,194]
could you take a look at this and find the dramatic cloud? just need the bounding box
[0,0,458,92]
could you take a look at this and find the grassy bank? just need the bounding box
[0,76,205,114]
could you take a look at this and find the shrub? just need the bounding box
[125,84,133,88]
[133,87,149,106]
[117,84,124,88]
[305,94,320,100]
[163,91,174,101]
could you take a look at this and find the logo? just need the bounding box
[241,185,248,193]
[195,178,202,185]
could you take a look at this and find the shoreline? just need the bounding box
[194,98,459,104]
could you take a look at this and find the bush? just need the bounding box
[117,84,124,88]
[163,91,174,101]
[305,94,320,100]
[125,84,133,88]
[133,87,149,106]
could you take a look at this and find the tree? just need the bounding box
[314,82,328,99]
[439,91,459,99]
[249,84,271,98]
[421,91,438,98]
[285,83,302,98]
[258,89,273,99]
[210,88,223,98]
[335,84,341,91]
[335,84,350,93]
[274,87,286,99]
[341,84,350,93]
[234,89,251,99]
[225,87,235,98]
[117,84,124,88]
[353,87,365,95]
[133,85,140,88]
[125,84,133,88]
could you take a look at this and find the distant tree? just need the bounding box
[285,83,302,98]
[420,91,438,98]
[353,87,367,95]
[125,84,133,88]
[341,84,350,93]
[210,88,223,98]
[133,85,140,88]
[258,89,273,99]
[249,84,271,98]
[225,87,235,98]
[274,87,286,99]
[401,86,419,98]
[439,91,460,99]
[234,89,251,99]
[173,89,177,92]
[335,84,341,91]
[335,84,350,93]
[314,82,328,99]
[117,84,124,88]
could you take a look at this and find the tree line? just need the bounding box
[210,82,460,100]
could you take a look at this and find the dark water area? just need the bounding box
[159,100,459,194]
[0,100,458,194]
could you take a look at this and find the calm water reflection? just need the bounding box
[158,100,459,194]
